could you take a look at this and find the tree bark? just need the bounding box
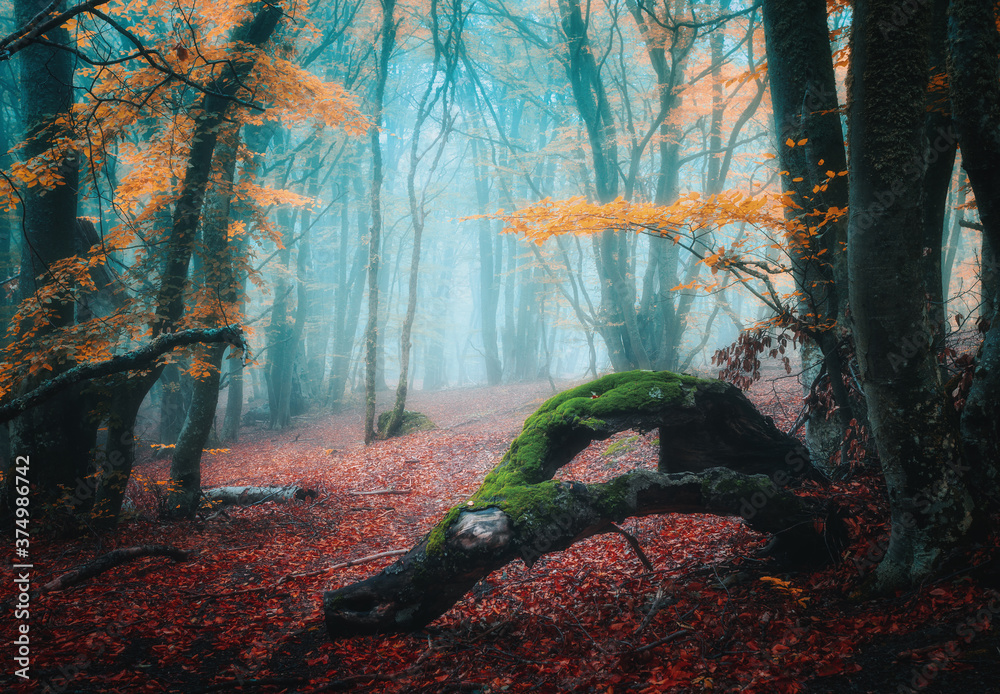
[221,122,275,439]
[363,0,396,444]
[165,118,243,518]
[386,3,460,435]
[202,485,316,506]
[472,135,502,385]
[762,0,854,468]
[221,347,244,442]
[325,371,834,639]
[5,0,91,510]
[848,0,975,590]
[947,0,1000,503]
[93,3,285,525]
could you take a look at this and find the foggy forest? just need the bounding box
[2,0,1000,691]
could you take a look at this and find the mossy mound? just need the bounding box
[377,409,436,437]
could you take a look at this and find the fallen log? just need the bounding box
[324,371,842,640]
[41,545,191,593]
[202,485,316,506]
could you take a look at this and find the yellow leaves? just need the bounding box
[760,576,809,608]
[227,221,247,241]
[480,190,785,248]
[249,55,370,135]
[237,182,315,210]
[785,138,808,148]
[188,364,212,381]
[761,153,776,160]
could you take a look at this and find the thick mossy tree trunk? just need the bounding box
[325,371,836,640]
[5,0,93,512]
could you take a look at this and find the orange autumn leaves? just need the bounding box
[0,0,371,399]
[477,183,847,319]
[481,190,788,279]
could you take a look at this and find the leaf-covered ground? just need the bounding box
[4,372,1000,693]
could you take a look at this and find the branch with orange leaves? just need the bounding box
[0,326,247,423]
[481,192,812,329]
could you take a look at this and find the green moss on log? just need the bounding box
[427,371,717,555]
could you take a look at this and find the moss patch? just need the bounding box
[425,370,722,556]
[603,434,640,458]
[377,410,436,437]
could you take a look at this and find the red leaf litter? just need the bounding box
[3,370,998,693]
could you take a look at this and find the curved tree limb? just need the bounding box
[0,326,246,423]
[324,371,840,640]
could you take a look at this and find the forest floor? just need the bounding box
[4,365,1000,694]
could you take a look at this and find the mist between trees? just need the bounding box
[0,0,998,624]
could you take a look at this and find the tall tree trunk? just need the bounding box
[762,0,853,467]
[166,125,242,518]
[920,0,958,359]
[221,344,244,442]
[472,137,502,385]
[947,0,1000,502]
[220,123,273,441]
[93,2,285,524]
[363,0,396,444]
[385,3,462,434]
[559,0,649,372]
[501,235,517,381]
[158,362,187,444]
[5,0,93,513]
[266,205,295,429]
[848,0,974,590]
[272,156,318,428]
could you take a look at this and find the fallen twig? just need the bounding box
[633,629,690,653]
[609,523,654,571]
[633,582,674,637]
[41,545,191,593]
